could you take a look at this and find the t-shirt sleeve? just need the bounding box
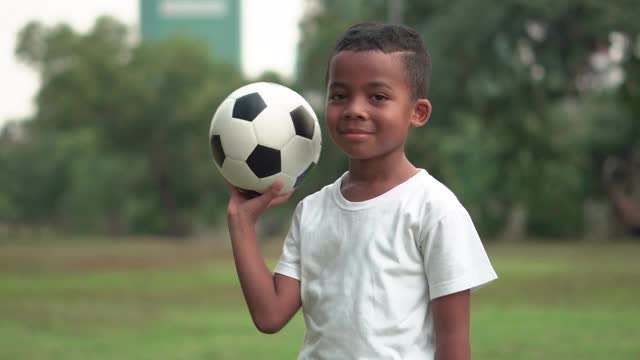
[421,205,497,300]
[274,202,302,280]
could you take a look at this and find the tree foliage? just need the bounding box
[7,17,246,235]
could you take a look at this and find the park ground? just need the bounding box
[0,234,639,359]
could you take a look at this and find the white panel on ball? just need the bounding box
[281,137,314,177]
[221,158,259,190]
[220,118,259,161]
[256,173,296,194]
[312,123,322,163]
[209,99,234,137]
[258,83,303,111]
[252,108,296,149]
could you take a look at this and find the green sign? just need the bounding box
[140,0,241,65]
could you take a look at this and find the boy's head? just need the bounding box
[324,22,433,162]
[328,22,431,100]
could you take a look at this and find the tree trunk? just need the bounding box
[602,155,640,236]
[500,202,527,241]
[148,150,185,237]
[609,187,640,235]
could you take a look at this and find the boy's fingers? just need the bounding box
[226,180,287,209]
[252,181,283,206]
[262,181,284,201]
[271,181,285,194]
[224,180,261,200]
[268,191,294,208]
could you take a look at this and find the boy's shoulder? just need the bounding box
[408,170,466,221]
[418,171,461,207]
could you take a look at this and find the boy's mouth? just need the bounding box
[338,127,374,135]
[338,128,374,141]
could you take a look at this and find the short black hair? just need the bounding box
[328,22,431,99]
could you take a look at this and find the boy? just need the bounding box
[226,22,497,359]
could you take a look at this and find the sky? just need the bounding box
[0,0,304,127]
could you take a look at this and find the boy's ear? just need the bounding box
[410,99,432,128]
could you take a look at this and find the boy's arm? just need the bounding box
[227,182,302,334]
[432,289,471,360]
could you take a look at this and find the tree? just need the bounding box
[15,16,247,235]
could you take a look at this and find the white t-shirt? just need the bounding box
[275,169,497,360]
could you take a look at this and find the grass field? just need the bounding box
[0,235,639,359]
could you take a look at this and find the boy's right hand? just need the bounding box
[227,181,293,224]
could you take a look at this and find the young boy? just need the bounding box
[226,22,497,359]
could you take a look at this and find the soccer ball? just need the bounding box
[209,82,321,195]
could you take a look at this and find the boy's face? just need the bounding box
[325,50,431,161]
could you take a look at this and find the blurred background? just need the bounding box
[0,0,638,359]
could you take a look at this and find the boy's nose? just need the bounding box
[343,98,367,120]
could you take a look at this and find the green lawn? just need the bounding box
[0,237,638,359]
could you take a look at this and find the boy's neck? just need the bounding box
[341,152,419,202]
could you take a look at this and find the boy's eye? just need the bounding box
[371,94,388,102]
[329,93,346,101]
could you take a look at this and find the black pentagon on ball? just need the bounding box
[210,134,226,167]
[290,105,315,139]
[295,162,315,188]
[246,145,281,178]
[232,92,266,121]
